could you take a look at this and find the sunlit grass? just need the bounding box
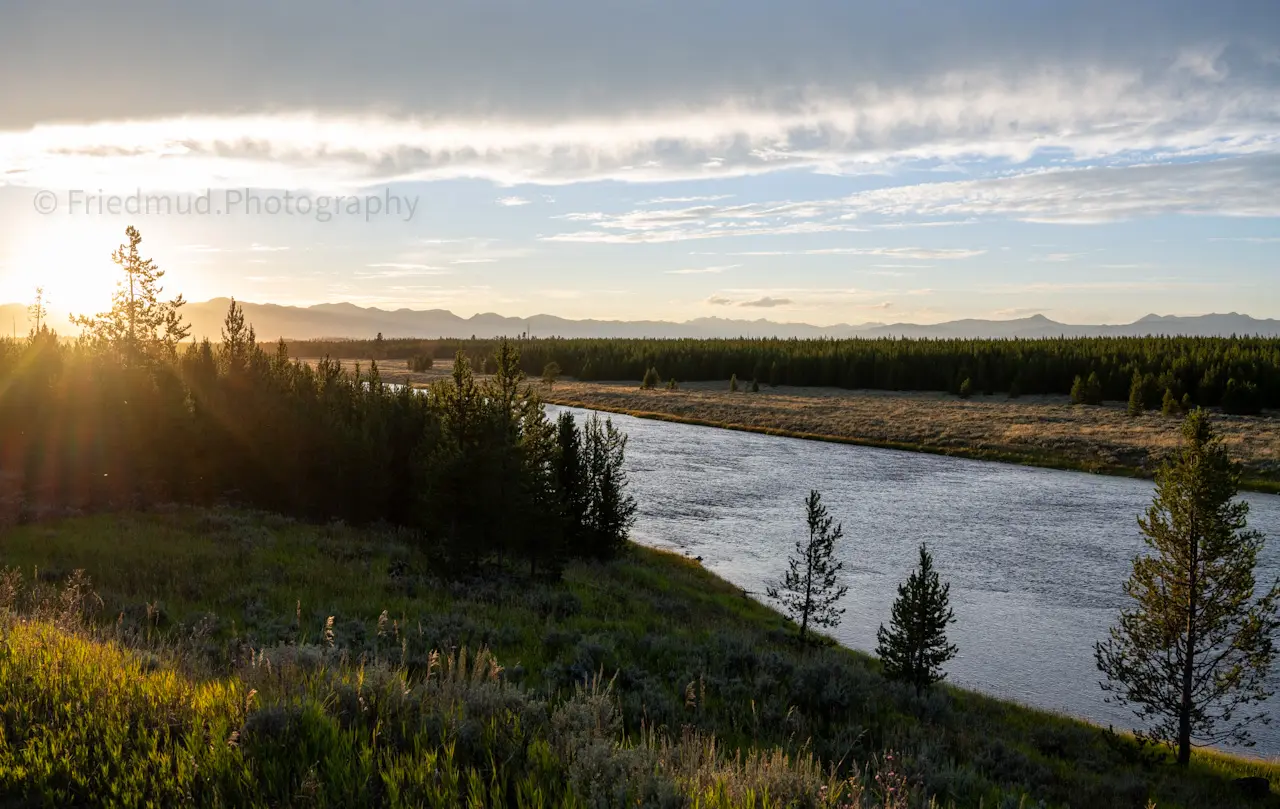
[1,508,1278,807]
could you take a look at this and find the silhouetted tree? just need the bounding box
[767,490,848,642]
[1096,410,1280,766]
[73,226,189,358]
[27,288,47,336]
[877,544,957,692]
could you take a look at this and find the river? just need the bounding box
[548,405,1280,758]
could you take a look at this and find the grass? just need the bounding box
[2,508,1278,807]
[535,381,1280,495]
[299,357,1280,494]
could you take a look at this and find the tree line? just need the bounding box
[287,335,1280,413]
[0,228,635,575]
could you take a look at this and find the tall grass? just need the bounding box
[1,509,1277,807]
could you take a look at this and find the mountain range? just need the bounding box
[4,300,1280,341]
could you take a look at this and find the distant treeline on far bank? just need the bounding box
[285,335,1280,413]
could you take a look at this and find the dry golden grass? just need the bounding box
[304,358,1280,490]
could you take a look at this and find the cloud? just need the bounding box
[645,195,735,205]
[360,262,451,278]
[994,307,1048,317]
[665,264,739,275]
[4,64,1280,191]
[838,155,1280,223]
[497,196,531,206]
[249,243,290,252]
[739,296,792,308]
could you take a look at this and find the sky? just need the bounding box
[0,0,1278,326]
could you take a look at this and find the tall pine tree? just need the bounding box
[1096,410,1280,765]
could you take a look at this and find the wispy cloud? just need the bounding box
[497,196,531,206]
[665,264,740,275]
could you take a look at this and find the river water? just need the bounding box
[548,405,1280,758]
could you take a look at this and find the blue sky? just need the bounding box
[0,0,1278,325]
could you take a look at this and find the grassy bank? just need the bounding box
[1,509,1277,807]
[535,383,1280,496]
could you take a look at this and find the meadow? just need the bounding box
[2,507,1278,808]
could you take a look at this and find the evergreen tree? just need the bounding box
[554,411,590,563]
[1162,388,1180,417]
[766,490,849,642]
[729,374,739,392]
[1128,370,1145,416]
[27,287,47,336]
[542,361,561,389]
[769,360,779,387]
[750,378,760,393]
[641,367,660,390]
[1095,410,1280,765]
[958,377,973,399]
[876,544,958,692]
[665,378,678,391]
[1071,374,1087,405]
[73,226,189,358]
[1085,371,1105,405]
[581,414,637,560]
[409,355,434,372]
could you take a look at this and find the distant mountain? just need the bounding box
[5,300,1280,341]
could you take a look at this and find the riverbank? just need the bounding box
[541,380,1280,495]
[303,358,1280,494]
[2,508,1277,806]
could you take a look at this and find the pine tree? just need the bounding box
[641,367,660,390]
[729,374,739,392]
[1128,370,1145,416]
[1162,388,1180,417]
[581,414,637,560]
[750,378,760,393]
[1085,371,1104,405]
[876,544,958,692]
[1070,375,1084,404]
[766,490,849,642]
[27,287,47,336]
[542,361,561,389]
[73,226,189,358]
[1095,410,1280,765]
[958,377,973,399]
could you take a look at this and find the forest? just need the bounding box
[288,334,1280,413]
[0,237,635,576]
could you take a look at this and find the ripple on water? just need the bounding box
[550,405,1280,757]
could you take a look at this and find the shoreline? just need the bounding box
[543,394,1280,495]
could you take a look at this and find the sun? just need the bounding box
[0,221,129,322]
